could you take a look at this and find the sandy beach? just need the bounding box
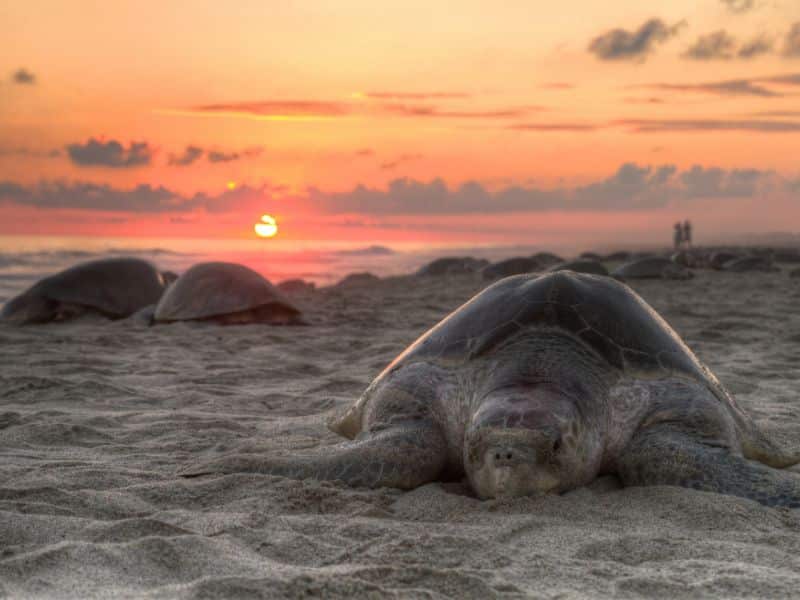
[1,266,800,598]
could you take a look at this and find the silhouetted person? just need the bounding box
[673,222,684,250]
[683,220,692,249]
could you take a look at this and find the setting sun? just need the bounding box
[254,214,278,238]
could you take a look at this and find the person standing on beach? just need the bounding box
[683,220,692,249]
[674,222,684,250]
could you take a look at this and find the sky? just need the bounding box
[1,0,800,248]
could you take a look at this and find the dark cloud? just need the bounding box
[683,30,737,60]
[207,150,240,163]
[66,138,153,168]
[355,148,374,157]
[721,0,754,13]
[763,73,800,85]
[616,118,800,132]
[191,101,350,117]
[168,145,204,166]
[588,19,685,61]
[364,92,470,100]
[12,68,35,85]
[784,23,800,58]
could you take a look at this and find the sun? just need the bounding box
[254,214,278,238]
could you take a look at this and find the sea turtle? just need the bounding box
[579,251,603,262]
[722,256,777,273]
[709,251,740,270]
[0,257,168,324]
[530,252,564,268]
[612,257,693,280]
[417,257,489,277]
[153,262,304,325]
[482,257,541,280]
[181,271,800,507]
[547,260,609,276]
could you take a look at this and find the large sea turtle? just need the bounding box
[723,256,777,273]
[612,257,692,280]
[416,257,489,277]
[0,257,168,324]
[153,262,304,325]
[182,271,800,506]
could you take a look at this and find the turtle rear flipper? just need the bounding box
[179,421,447,490]
[617,426,800,508]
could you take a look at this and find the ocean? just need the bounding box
[0,235,556,307]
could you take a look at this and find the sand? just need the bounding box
[1,269,800,598]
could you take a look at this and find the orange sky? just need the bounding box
[1,1,799,246]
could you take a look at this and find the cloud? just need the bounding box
[588,18,685,61]
[66,138,153,168]
[738,35,774,59]
[0,147,61,158]
[0,181,280,214]
[511,122,599,131]
[309,163,783,215]
[187,101,350,119]
[683,31,774,60]
[721,0,754,13]
[355,148,374,157]
[363,92,470,100]
[207,147,263,163]
[168,145,204,166]
[784,23,800,58]
[11,68,35,85]
[645,78,780,97]
[616,118,800,132]
[380,103,533,119]
[379,153,423,170]
[683,30,737,60]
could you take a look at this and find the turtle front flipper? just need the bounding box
[179,420,448,490]
[617,426,800,508]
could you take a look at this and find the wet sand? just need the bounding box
[1,269,800,598]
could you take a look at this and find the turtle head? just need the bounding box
[0,292,58,325]
[464,385,596,499]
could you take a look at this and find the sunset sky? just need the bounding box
[2,0,800,248]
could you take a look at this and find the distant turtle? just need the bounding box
[180,271,800,507]
[153,262,304,325]
[709,251,741,270]
[482,257,541,280]
[548,260,608,276]
[277,279,316,294]
[417,257,489,277]
[336,272,380,287]
[774,249,800,264]
[603,251,632,262]
[612,257,693,280]
[0,257,168,324]
[530,252,564,268]
[723,256,778,273]
[579,251,603,262]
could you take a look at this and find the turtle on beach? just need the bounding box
[0,257,168,324]
[153,262,304,325]
[481,257,541,280]
[182,271,800,507]
[611,257,693,280]
[722,256,778,273]
[416,257,489,277]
